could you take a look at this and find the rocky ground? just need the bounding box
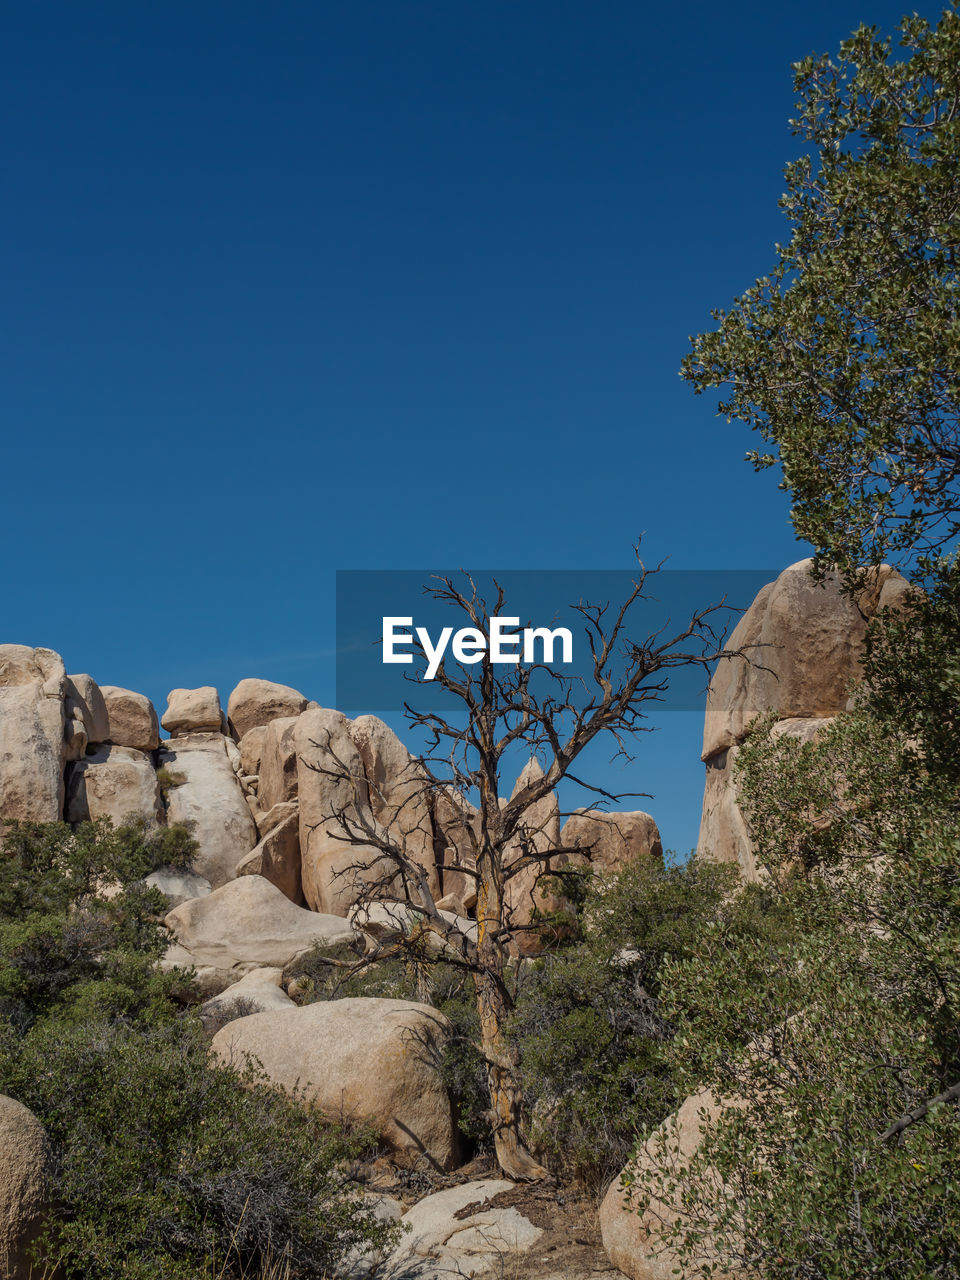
[363,1155,627,1280]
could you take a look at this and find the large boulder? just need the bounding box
[165,874,356,970]
[0,645,66,826]
[200,966,296,1029]
[696,745,750,874]
[697,717,836,880]
[239,724,269,779]
[351,715,440,898]
[502,759,560,953]
[144,867,212,909]
[257,715,300,813]
[382,1180,542,1278]
[697,561,911,878]
[560,809,663,873]
[349,900,477,959]
[161,687,223,736]
[255,800,298,840]
[702,561,907,759]
[64,673,110,760]
[227,678,309,741]
[159,735,258,887]
[433,788,479,906]
[295,708,396,915]
[0,1095,54,1279]
[65,673,110,744]
[236,807,303,905]
[100,686,160,751]
[159,943,248,1001]
[65,744,164,832]
[211,997,458,1170]
[600,1087,743,1280]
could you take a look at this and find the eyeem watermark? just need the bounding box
[383,616,574,680]
[336,569,778,712]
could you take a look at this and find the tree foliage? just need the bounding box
[682,5,960,573]
[295,854,785,1194]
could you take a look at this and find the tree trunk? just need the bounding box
[474,859,549,1181]
[474,968,549,1180]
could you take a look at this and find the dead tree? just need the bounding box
[303,554,741,1181]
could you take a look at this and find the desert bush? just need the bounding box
[0,1017,397,1280]
[290,859,786,1186]
[0,819,400,1279]
[509,856,784,1188]
[0,817,193,1032]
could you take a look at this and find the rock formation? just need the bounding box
[352,715,440,897]
[200,966,297,1027]
[161,687,224,737]
[697,560,911,879]
[256,715,300,812]
[164,875,356,973]
[382,1180,542,1277]
[226,678,310,741]
[65,743,164,832]
[159,734,258,887]
[560,808,663,873]
[236,805,303,904]
[64,673,110,760]
[0,647,476,927]
[502,758,561,954]
[295,707,394,915]
[100,685,160,751]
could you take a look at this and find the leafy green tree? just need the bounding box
[682,5,960,574]
[656,13,960,1270]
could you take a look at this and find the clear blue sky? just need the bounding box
[1,0,929,855]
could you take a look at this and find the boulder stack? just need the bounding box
[161,687,224,737]
[100,686,160,751]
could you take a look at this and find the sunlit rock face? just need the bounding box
[696,560,912,879]
[0,645,67,826]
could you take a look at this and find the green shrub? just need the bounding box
[155,766,188,801]
[0,817,193,1032]
[0,1017,398,1280]
[0,819,400,1279]
[509,856,784,1189]
[289,859,787,1188]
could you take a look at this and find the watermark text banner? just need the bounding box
[336,569,776,713]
